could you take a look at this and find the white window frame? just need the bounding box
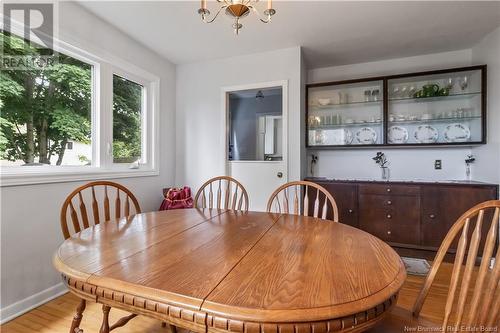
[0,21,160,187]
[110,69,152,168]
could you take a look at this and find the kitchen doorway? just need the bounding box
[223,81,288,211]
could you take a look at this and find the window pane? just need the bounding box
[228,87,283,161]
[0,31,92,166]
[112,75,143,164]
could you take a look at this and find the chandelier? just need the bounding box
[198,0,276,34]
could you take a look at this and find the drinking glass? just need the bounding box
[401,86,408,98]
[459,76,468,91]
[444,78,454,90]
[364,90,371,102]
[392,87,400,99]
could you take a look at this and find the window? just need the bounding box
[0,31,93,167]
[112,75,143,164]
[228,87,283,161]
[0,28,159,186]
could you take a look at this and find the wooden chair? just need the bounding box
[61,182,179,333]
[194,176,249,212]
[61,181,143,333]
[368,200,500,332]
[266,180,339,221]
[60,181,141,239]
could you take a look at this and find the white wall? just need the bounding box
[471,27,500,184]
[175,47,303,188]
[307,50,481,181]
[0,2,176,321]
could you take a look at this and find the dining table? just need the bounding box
[53,208,406,333]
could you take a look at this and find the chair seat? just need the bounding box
[367,306,440,333]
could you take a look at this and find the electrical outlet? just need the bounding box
[434,160,442,170]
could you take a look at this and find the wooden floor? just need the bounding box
[0,263,461,332]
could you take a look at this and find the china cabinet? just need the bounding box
[306,65,486,148]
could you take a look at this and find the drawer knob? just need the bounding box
[348,209,354,213]
[386,214,392,219]
[387,200,392,205]
[387,231,391,235]
[429,214,436,219]
[386,188,391,192]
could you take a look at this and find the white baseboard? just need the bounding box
[0,283,68,324]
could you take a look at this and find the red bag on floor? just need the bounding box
[159,187,194,210]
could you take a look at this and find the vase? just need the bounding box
[466,164,471,181]
[381,167,390,181]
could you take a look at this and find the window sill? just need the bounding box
[0,167,159,187]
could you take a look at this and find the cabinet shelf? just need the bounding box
[309,100,382,111]
[389,92,481,104]
[310,122,383,130]
[388,116,481,126]
[306,65,486,148]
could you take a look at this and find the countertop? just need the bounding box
[305,177,499,187]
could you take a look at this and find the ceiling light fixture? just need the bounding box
[198,0,276,35]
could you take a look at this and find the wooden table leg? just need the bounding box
[69,299,86,333]
[161,322,177,333]
[100,305,111,333]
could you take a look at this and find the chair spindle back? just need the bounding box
[413,200,500,330]
[194,176,249,212]
[60,181,141,239]
[266,181,339,222]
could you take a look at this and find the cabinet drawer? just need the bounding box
[359,205,417,225]
[359,194,421,245]
[359,208,420,245]
[359,184,420,196]
[359,194,419,211]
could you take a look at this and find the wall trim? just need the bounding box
[0,283,68,324]
[1,168,159,187]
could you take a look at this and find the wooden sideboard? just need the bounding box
[306,178,498,260]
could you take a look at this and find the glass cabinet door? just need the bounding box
[387,68,484,145]
[307,80,384,147]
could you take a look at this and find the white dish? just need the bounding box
[330,128,353,145]
[388,126,409,144]
[414,125,438,143]
[318,98,331,106]
[356,127,377,144]
[444,123,470,142]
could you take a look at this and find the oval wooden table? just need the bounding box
[54,209,406,333]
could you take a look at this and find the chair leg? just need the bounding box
[100,305,111,333]
[162,322,177,333]
[69,299,86,333]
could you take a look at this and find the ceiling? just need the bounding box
[78,1,500,68]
